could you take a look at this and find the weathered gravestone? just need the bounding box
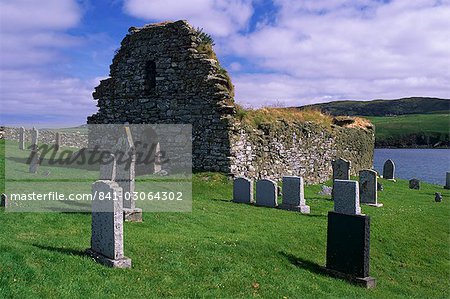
[233,177,253,204]
[55,132,61,151]
[100,153,116,181]
[19,127,25,150]
[255,179,278,207]
[29,151,40,174]
[86,180,131,268]
[31,127,39,151]
[435,192,442,202]
[114,126,141,222]
[326,211,375,288]
[332,158,350,180]
[333,180,362,215]
[332,158,351,200]
[359,170,382,207]
[280,176,310,213]
[382,159,395,180]
[445,172,450,189]
[319,185,333,196]
[409,178,420,190]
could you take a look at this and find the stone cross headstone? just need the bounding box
[383,159,395,180]
[86,180,131,268]
[114,126,141,222]
[100,153,116,181]
[333,180,361,215]
[359,170,382,207]
[233,177,253,204]
[31,127,39,151]
[409,178,420,190]
[55,132,61,151]
[115,126,136,210]
[332,158,350,180]
[19,127,25,150]
[29,151,40,173]
[280,176,310,213]
[255,179,278,207]
[445,172,450,189]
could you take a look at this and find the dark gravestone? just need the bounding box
[409,178,420,190]
[326,211,375,288]
[382,159,395,180]
[377,182,383,191]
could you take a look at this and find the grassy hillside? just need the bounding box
[367,113,450,147]
[1,139,449,298]
[299,97,450,116]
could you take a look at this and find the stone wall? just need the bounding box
[229,121,374,184]
[3,127,88,149]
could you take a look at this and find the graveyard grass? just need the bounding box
[1,139,449,298]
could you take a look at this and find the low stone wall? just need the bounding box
[3,127,88,149]
[229,121,375,184]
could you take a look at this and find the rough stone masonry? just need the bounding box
[88,20,375,183]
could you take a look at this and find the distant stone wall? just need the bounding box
[229,121,375,184]
[3,127,88,149]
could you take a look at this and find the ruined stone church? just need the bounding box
[88,20,374,183]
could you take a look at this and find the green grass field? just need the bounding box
[366,113,450,147]
[1,139,449,298]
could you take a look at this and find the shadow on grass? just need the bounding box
[32,243,87,257]
[280,251,328,277]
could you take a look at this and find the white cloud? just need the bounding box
[123,0,253,36]
[0,0,98,127]
[227,0,450,106]
[0,0,81,31]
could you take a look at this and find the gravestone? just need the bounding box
[255,179,278,207]
[114,126,141,222]
[359,170,382,207]
[377,182,383,191]
[31,127,39,151]
[333,180,362,215]
[409,178,420,190]
[382,159,395,180]
[326,211,375,288]
[55,132,61,151]
[332,158,350,200]
[1,193,7,208]
[86,180,131,268]
[435,192,442,202]
[100,153,116,181]
[319,185,332,196]
[445,172,450,189]
[19,127,25,150]
[233,177,253,204]
[29,151,40,174]
[332,158,350,180]
[280,176,310,213]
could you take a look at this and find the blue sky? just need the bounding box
[1,0,449,127]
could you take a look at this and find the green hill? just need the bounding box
[299,97,449,116]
